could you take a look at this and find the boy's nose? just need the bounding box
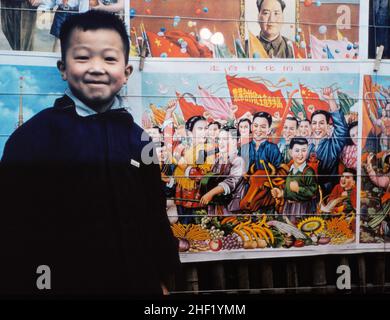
[88,59,105,73]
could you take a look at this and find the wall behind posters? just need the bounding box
[0,1,389,263]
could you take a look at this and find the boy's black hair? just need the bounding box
[221,126,239,140]
[285,116,299,129]
[253,111,272,127]
[208,121,222,129]
[289,137,308,149]
[185,115,207,132]
[257,0,286,12]
[311,110,331,124]
[59,10,130,64]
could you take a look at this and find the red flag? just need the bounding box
[164,31,213,58]
[292,42,307,59]
[299,84,330,116]
[226,75,287,119]
[176,92,206,121]
[146,31,190,58]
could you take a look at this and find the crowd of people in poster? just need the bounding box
[140,70,390,252]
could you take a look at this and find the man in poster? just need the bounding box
[256,0,293,58]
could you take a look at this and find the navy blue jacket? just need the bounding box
[0,95,180,296]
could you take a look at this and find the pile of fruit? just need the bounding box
[171,214,281,252]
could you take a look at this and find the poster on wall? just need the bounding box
[133,59,367,259]
[128,0,364,60]
[0,1,127,53]
[0,55,65,157]
[360,68,390,245]
[368,0,390,59]
[129,0,244,58]
[245,0,362,60]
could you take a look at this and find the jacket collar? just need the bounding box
[53,93,130,118]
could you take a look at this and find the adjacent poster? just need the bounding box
[0,1,126,52]
[128,0,362,59]
[361,71,390,244]
[129,0,244,58]
[0,56,65,157]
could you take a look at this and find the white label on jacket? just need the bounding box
[130,159,140,168]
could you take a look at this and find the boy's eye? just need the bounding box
[75,56,89,60]
[105,57,117,62]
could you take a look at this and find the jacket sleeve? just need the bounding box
[328,110,348,161]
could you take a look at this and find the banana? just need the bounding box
[252,227,270,243]
[259,214,267,226]
[234,230,246,242]
[240,228,253,241]
[242,226,258,241]
[261,227,275,245]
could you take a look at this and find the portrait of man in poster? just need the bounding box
[256,0,294,58]
[245,0,295,59]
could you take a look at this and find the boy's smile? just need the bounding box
[290,144,308,167]
[58,28,132,113]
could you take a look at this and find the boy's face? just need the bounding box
[58,28,132,112]
[290,143,308,167]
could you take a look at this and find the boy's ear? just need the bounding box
[124,64,133,83]
[57,60,67,81]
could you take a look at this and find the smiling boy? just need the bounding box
[271,137,318,223]
[0,11,180,296]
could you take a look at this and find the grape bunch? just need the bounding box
[200,216,212,229]
[209,226,224,240]
[222,233,243,250]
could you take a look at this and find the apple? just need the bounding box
[209,239,223,251]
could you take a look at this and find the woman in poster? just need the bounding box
[237,118,252,147]
[173,116,215,224]
[199,126,246,215]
